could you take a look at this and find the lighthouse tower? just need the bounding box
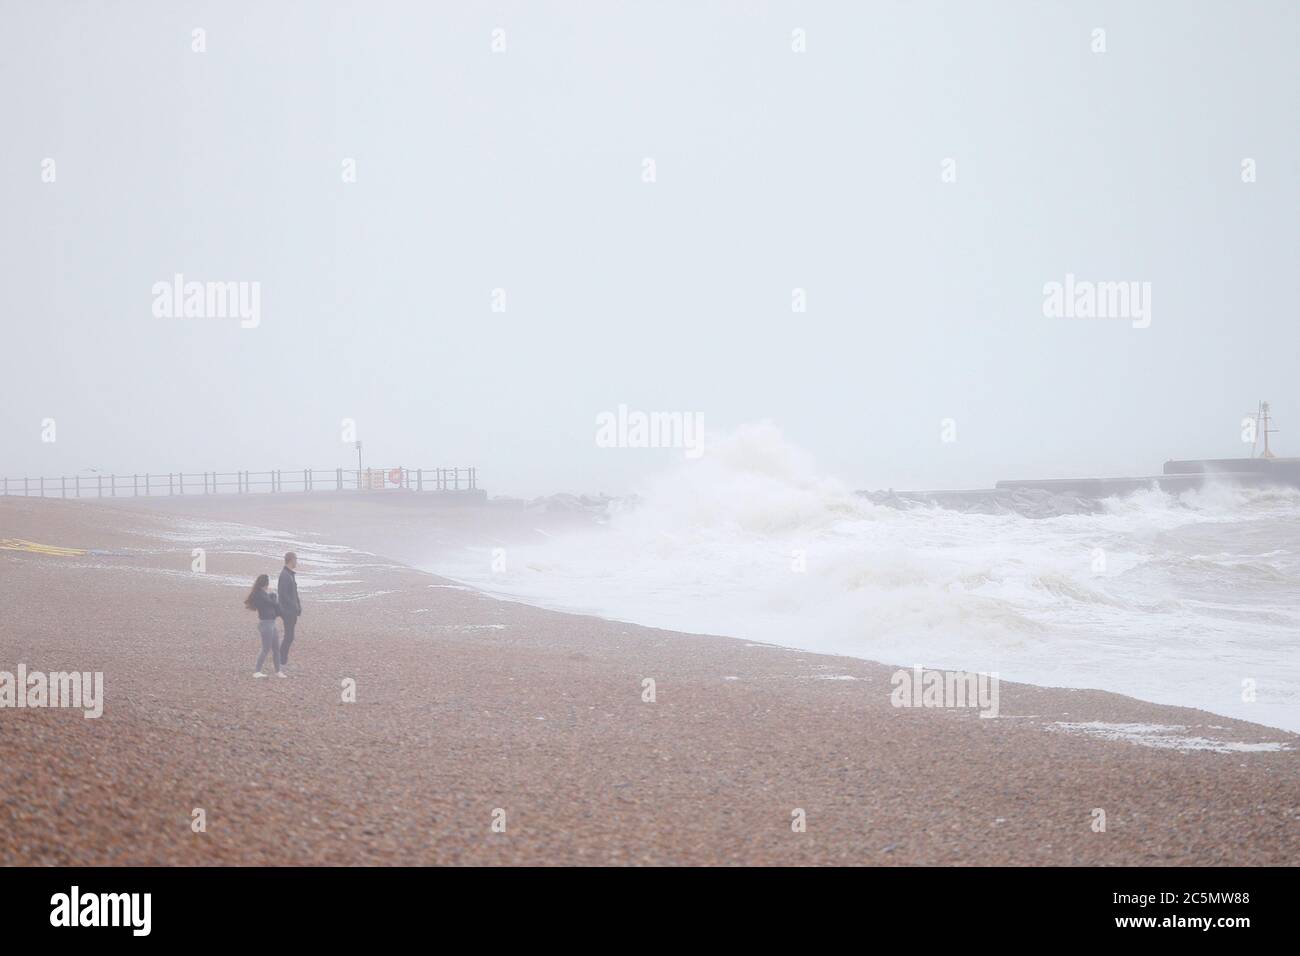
[1251,401,1278,459]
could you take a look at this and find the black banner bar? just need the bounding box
[0,866,1285,941]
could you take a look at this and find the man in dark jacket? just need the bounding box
[277,552,303,669]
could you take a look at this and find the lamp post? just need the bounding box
[355,440,363,489]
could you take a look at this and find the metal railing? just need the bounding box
[0,467,478,498]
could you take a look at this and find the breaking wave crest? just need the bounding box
[435,423,1300,731]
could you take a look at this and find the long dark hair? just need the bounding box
[244,574,270,610]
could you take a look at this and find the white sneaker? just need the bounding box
[275,670,288,679]
[253,671,266,679]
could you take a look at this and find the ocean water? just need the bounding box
[433,424,1300,733]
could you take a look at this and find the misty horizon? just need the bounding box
[3,1,1296,498]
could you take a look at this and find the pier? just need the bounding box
[0,466,485,501]
[862,401,1298,513]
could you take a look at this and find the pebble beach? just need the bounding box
[1,495,1295,866]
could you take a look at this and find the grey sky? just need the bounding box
[2,1,1297,496]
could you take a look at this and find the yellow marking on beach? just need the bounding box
[0,538,88,556]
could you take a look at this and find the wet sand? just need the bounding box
[1,494,1296,865]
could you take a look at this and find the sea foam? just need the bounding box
[432,423,1300,733]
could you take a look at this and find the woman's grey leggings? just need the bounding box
[256,619,281,673]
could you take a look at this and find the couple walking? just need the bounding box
[243,552,304,678]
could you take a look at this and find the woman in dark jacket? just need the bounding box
[244,574,286,678]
